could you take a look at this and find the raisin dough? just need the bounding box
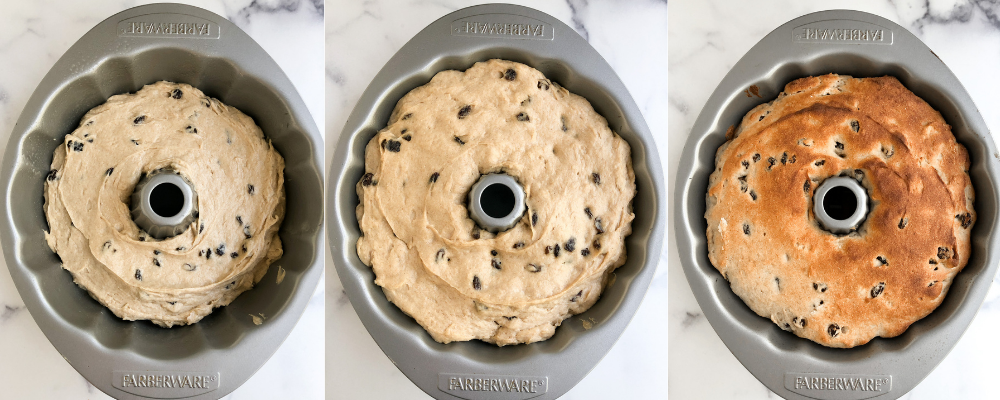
[44,82,285,327]
[706,75,974,348]
[356,60,635,345]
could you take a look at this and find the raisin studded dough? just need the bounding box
[356,60,635,345]
[706,75,974,348]
[44,82,285,327]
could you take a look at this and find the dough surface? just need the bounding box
[356,59,635,345]
[44,81,285,327]
[706,75,974,348]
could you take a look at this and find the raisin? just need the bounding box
[593,240,601,250]
[581,248,590,256]
[957,212,973,228]
[835,142,844,150]
[71,141,84,152]
[458,105,472,119]
[741,160,749,169]
[243,225,252,239]
[743,223,750,235]
[544,245,552,255]
[565,238,576,252]
[595,217,605,234]
[781,152,787,165]
[46,169,58,181]
[532,213,538,226]
[135,269,142,280]
[236,215,243,225]
[492,258,502,270]
[815,160,825,166]
[766,157,776,170]
[429,172,439,183]
[803,180,810,193]
[183,263,197,271]
[205,249,212,260]
[473,276,481,290]
[247,184,255,195]
[585,207,593,219]
[216,244,226,256]
[752,153,761,162]
[134,115,146,125]
[103,241,112,250]
[171,89,183,99]
[403,134,412,141]
[516,112,530,122]
[185,125,198,134]
[898,218,908,229]
[526,264,542,273]
[153,259,160,267]
[105,167,114,176]
[592,173,601,184]
[436,249,446,262]
[789,155,797,163]
[361,173,374,186]
[571,290,583,302]
[230,252,239,258]
[385,140,401,152]
[827,323,840,337]
[503,68,517,81]
[402,113,413,120]
[876,256,888,265]
[553,243,561,257]
[131,139,140,146]
[538,80,550,90]
[472,231,480,240]
[454,136,465,145]
[490,250,498,256]
[513,242,525,249]
[176,246,185,251]
[813,283,827,292]
[929,259,937,265]
[153,250,161,255]
[938,247,952,259]
[850,120,859,132]
[871,282,885,298]
[138,236,146,242]
[749,190,757,201]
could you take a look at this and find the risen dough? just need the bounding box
[44,81,285,327]
[356,60,635,345]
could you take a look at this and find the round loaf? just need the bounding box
[705,74,974,348]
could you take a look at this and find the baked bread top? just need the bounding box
[705,74,974,347]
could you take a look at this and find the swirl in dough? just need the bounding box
[44,82,285,327]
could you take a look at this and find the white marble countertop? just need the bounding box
[324,0,668,399]
[669,0,1000,398]
[0,1,324,399]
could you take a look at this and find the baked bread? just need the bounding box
[44,82,285,327]
[356,59,635,345]
[705,74,974,348]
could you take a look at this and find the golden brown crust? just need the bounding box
[705,74,974,348]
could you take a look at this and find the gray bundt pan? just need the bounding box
[0,4,323,399]
[328,4,664,400]
[675,10,1000,400]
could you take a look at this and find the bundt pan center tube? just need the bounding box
[0,4,323,400]
[328,3,664,399]
[675,10,1000,400]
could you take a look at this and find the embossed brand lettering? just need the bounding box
[458,22,545,37]
[448,377,539,393]
[793,376,888,391]
[120,22,213,36]
[800,28,884,42]
[121,374,215,389]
